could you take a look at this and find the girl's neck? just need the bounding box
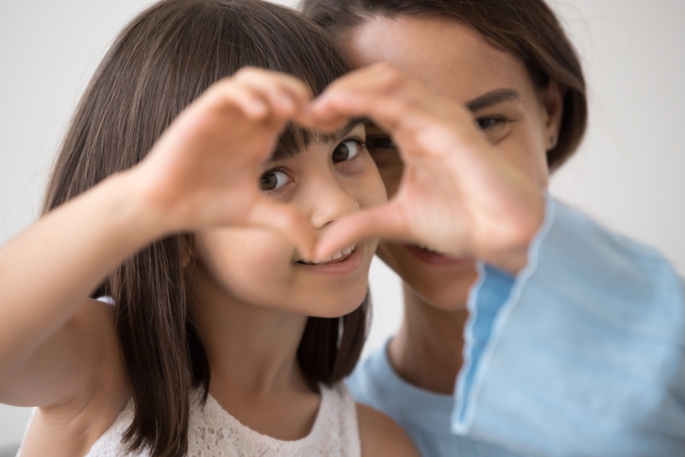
[190,268,320,441]
[198,304,310,396]
[191,271,310,396]
[387,283,469,395]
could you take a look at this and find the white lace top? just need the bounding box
[83,383,360,457]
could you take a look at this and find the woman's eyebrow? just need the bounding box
[466,88,520,112]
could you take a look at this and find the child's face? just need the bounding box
[192,123,386,317]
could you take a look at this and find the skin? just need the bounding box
[308,15,564,394]
[0,69,417,456]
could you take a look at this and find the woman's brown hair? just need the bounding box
[41,1,368,456]
[300,0,588,170]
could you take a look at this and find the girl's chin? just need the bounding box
[298,292,369,319]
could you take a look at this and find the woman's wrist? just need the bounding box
[477,191,546,275]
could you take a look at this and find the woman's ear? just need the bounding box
[541,79,565,151]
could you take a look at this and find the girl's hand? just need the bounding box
[306,63,545,273]
[132,68,318,259]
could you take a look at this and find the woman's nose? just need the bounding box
[308,178,360,230]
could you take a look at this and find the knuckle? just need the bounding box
[235,67,266,81]
[213,78,236,95]
[376,65,404,91]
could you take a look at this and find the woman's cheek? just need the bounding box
[347,156,390,208]
[499,134,549,189]
[373,155,404,199]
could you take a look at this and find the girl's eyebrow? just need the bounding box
[322,117,368,144]
[466,88,520,112]
[270,118,367,162]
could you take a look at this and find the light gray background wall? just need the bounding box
[1,0,684,450]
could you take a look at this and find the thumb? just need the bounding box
[246,199,318,261]
[315,202,407,261]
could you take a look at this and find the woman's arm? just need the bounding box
[308,64,685,455]
[455,195,685,456]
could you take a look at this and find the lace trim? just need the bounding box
[84,383,360,457]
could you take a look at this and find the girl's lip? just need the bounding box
[295,245,365,275]
[404,244,472,266]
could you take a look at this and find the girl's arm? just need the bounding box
[0,171,162,407]
[0,68,317,410]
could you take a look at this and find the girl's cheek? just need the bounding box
[197,228,295,283]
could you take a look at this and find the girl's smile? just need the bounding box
[295,242,365,275]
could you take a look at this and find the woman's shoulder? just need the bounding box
[356,402,419,457]
[316,382,419,456]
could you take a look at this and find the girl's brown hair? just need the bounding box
[41,1,367,456]
[300,0,588,170]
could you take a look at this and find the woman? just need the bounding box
[301,0,685,456]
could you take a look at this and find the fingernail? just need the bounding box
[252,99,267,114]
[310,97,326,111]
[280,96,294,112]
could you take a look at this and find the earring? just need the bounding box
[549,135,557,150]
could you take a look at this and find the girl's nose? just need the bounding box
[308,179,360,230]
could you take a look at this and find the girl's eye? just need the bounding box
[476,117,503,130]
[332,140,362,163]
[260,169,290,192]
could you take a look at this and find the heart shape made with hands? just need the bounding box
[181,65,543,271]
[302,63,545,272]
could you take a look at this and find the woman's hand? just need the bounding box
[132,68,318,259]
[306,63,545,273]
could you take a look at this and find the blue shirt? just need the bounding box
[350,196,685,456]
[347,340,528,457]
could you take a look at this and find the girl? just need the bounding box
[301,0,685,456]
[0,0,417,456]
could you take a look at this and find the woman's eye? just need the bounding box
[476,117,503,131]
[260,169,290,192]
[332,140,362,163]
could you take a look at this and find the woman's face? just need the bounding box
[193,123,387,318]
[342,15,562,310]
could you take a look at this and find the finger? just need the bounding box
[319,63,402,99]
[241,68,314,106]
[201,79,273,121]
[235,69,313,118]
[314,203,408,261]
[313,91,422,139]
[246,199,318,261]
[297,106,350,132]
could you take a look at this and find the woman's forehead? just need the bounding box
[344,15,533,105]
